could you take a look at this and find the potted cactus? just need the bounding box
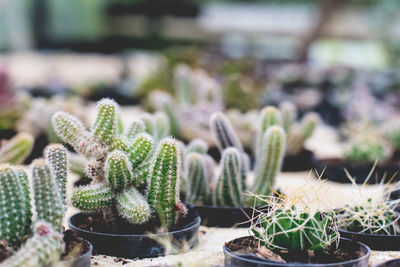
[223,193,371,267]
[184,108,286,227]
[337,170,400,251]
[0,132,34,165]
[0,146,92,267]
[51,98,200,259]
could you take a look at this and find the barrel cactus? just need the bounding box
[52,98,185,231]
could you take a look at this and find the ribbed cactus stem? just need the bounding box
[214,148,242,207]
[140,114,156,137]
[0,165,32,245]
[105,150,133,190]
[2,222,64,267]
[110,136,129,152]
[45,144,68,204]
[117,187,150,224]
[147,137,181,231]
[127,133,154,169]
[51,111,91,156]
[300,112,319,141]
[31,159,64,231]
[126,120,145,140]
[154,112,170,140]
[0,133,34,165]
[71,184,113,212]
[92,98,119,145]
[68,152,87,177]
[210,112,243,152]
[256,106,282,158]
[279,101,297,133]
[186,139,209,155]
[185,153,208,204]
[253,126,286,197]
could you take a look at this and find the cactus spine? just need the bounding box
[117,187,150,224]
[214,148,242,207]
[0,133,34,165]
[0,165,32,245]
[126,120,145,140]
[1,222,64,267]
[147,137,181,231]
[32,159,64,232]
[210,112,243,152]
[253,126,286,197]
[45,144,68,204]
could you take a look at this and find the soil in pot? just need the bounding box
[313,158,399,184]
[282,149,314,172]
[225,236,369,265]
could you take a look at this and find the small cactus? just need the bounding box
[126,133,154,169]
[0,165,32,245]
[71,184,113,212]
[92,98,119,145]
[45,144,68,204]
[210,112,243,152]
[126,120,145,140]
[147,137,181,231]
[185,152,209,204]
[186,139,208,155]
[255,106,282,158]
[279,101,297,133]
[105,150,133,190]
[0,133,34,165]
[117,187,151,224]
[1,222,64,267]
[31,159,64,232]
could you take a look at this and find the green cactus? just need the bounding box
[252,206,338,251]
[127,133,154,170]
[1,221,64,267]
[253,126,286,198]
[117,187,151,224]
[185,152,209,204]
[31,159,64,232]
[279,101,297,134]
[255,106,281,158]
[186,139,208,155]
[92,98,119,145]
[45,144,68,204]
[140,113,156,137]
[126,120,145,140]
[110,135,129,152]
[214,147,242,207]
[174,64,194,105]
[147,137,181,231]
[105,150,133,190]
[0,165,32,245]
[0,133,34,165]
[154,112,171,140]
[71,184,113,212]
[209,112,243,152]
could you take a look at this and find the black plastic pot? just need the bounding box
[68,211,201,259]
[339,229,400,251]
[223,237,371,267]
[188,204,261,228]
[373,258,400,267]
[55,240,92,267]
[282,149,314,172]
[312,157,400,184]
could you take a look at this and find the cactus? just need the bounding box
[174,64,194,105]
[117,187,150,224]
[253,126,286,197]
[210,112,243,152]
[214,148,242,207]
[0,165,32,245]
[45,144,68,204]
[32,159,64,232]
[92,98,119,145]
[0,133,34,165]
[185,139,208,155]
[71,184,113,212]
[105,150,133,190]
[126,120,145,140]
[154,112,171,140]
[185,153,209,204]
[127,133,154,170]
[147,137,181,231]
[1,222,64,267]
[140,113,156,137]
[255,106,282,158]
[279,101,297,133]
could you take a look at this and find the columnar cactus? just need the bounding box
[186,139,209,155]
[31,159,65,232]
[185,153,209,204]
[52,98,186,232]
[147,137,181,231]
[0,165,32,245]
[0,133,34,165]
[174,64,194,105]
[1,222,64,267]
[45,144,68,204]
[210,112,243,152]
[255,106,281,158]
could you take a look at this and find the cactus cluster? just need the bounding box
[0,133,34,165]
[184,107,286,207]
[251,201,338,251]
[52,98,185,231]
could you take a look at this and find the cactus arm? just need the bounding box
[154,112,170,140]
[185,153,208,204]
[45,144,68,204]
[209,112,243,152]
[127,133,154,170]
[300,112,319,141]
[147,137,181,231]
[31,159,64,231]
[140,114,156,137]
[279,101,297,133]
[255,106,282,158]
[126,120,145,140]
[0,165,32,245]
[186,139,209,155]
[71,184,113,212]
[0,133,34,165]
[91,98,119,145]
[117,187,150,224]
[105,150,133,190]
[253,126,286,197]
[110,135,129,152]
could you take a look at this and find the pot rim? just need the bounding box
[60,239,93,263]
[68,212,201,238]
[223,236,371,267]
[339,228,400,238]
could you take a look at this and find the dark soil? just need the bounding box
[0,241,13,263]
[73,212,195,235]
[225,236,365,264]
[61,230,90,260]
